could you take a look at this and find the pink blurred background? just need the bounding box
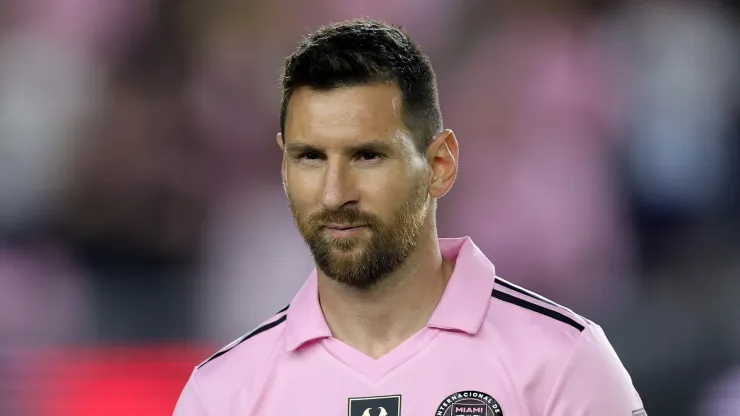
[1,0,739,414]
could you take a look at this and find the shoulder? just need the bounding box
[483,278,590,388]
[484,278,640,413]
[488,277,590,341]
[192,305,289,392]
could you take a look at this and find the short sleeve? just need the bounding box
[173,368,211,416]
[543,324,646,416]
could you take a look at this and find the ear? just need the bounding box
[276,133,287,183]
[426,129,459,199]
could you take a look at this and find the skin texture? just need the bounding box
[278,83,459,358]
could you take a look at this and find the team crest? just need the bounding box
[348,395,401,416]
[435,391,503,416]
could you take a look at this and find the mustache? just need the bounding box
[307,207,379,228]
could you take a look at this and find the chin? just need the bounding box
[328,273,386,290]
[324,239,370,257]
[324,260,396,289]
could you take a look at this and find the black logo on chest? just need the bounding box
[348,395,401,416]
[435,391,503,416]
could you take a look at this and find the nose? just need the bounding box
[321,159,359,211]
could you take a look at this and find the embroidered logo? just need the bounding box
[435,391,503,416]
[348,395,401,416]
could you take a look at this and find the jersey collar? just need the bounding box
[284,237,496,352]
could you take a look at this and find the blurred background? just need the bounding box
[0,0,739,414]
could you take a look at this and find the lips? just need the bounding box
[324,223,365,230]
[322,223,369,239]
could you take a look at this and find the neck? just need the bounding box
[317,231,453,359]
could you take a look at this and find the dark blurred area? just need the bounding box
[1,0,739,414]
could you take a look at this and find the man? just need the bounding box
[174,19,646,416]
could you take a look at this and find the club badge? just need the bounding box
[435,391,503,416]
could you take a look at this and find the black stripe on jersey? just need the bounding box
[276,304,290,314]
[491,289,585,332]
[496,278,559,308]
[495,279,591,327]
[198,314,287,369]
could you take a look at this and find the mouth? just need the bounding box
[324,222,368,230]
[323,224,368,238]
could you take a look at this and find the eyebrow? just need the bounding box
[284,142,319,154]
[346,140,394,155]
[285,140,394,155]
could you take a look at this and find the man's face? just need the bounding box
[281,84,431,288]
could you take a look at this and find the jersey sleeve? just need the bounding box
[173,369,211,416]
[543,324,646,416]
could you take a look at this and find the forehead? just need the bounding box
[284,83,409,147]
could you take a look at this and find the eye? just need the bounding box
[359,152,381,161]
[299,152,322,161]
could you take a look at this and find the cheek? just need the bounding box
[286,169,320,201]
[286,171,330,226]
[360,170,422,217]
[285,180,309,216]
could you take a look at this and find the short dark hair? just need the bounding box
[279,19,443,152]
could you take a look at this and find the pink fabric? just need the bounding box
[174,238,643,415]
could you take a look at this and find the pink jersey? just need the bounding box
[174,237,645,416]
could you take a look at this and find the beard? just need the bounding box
[288,181,429,289]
